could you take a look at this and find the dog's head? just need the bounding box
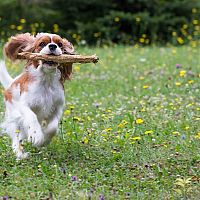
[4,33,75,81]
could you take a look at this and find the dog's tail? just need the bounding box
[0,60,13,89]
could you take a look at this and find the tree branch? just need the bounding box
[17,52,99,64]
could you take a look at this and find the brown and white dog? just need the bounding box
[0,33,74,159]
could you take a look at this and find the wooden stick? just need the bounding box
[17,52,99,64]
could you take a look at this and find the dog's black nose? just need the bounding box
[49,44,57,51]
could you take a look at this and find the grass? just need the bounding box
[0,45,199,199]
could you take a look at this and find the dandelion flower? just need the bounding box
[20,18,26,23]
[82,137,88,144]
[172,131,180,136]
[139,76,145,80]
[17,25,23,31]
[194,132,200,139]
[117,120,128,128]
[64,110,71,115]
[114,17,120,22]
[184,126,189,130]
[145,130,153,135]
[188,80,194,84]
[131,136,141,141]
[179,70,186,77]
[143,85,149,89]
[70,105,75,110]
[175,82,181,86]
[136,118,144,124]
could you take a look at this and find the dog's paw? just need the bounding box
[28,126,44,147]
[16,151,29,160]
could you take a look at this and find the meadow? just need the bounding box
[0,45,199,199]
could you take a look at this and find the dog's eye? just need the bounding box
[39,42,46,47]
[58,42,63,47]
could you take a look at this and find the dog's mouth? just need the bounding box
[43,60,57,66]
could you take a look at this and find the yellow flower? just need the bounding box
[177,37,184,44]
[192,19,198,25]
[142,34,147,38]
[144,130,153,135]
[104,128,113,132]
[139,76,145,80]
[192,8,197,13]
[10,24,16,29]
[194,132,200,139]
[172,131,180,136]
[87,116,91,121]
[182,24,188,29]
[73,116,81,121]
[136,118,144,124]
[53,24,59,29]
[72,33,77,39]
[136,17,141,22]
[145,39,150,44]
[184,126,189,130]
[179,70,186,77]
[175,82,181,86]
[70,105,75,110]
[143,85,149,89]
[112,150,117,154]
[64,110,71,115]
[20,18,26,23]
[73,66,80,72]
[139,38,145,43]
[82,137,89,144]
[188,80,194,84]
[17,25,23,31]
[131,136,141,141]
[15,129,20,133]
[117,120,128,128]
[172,49,177,54]
[172,31,177,36]
[114,17,120,22]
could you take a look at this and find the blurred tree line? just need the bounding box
[0,0,199,45]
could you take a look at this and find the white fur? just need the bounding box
[0,60,13,88]
[1,64,65,159]
[0,39,66,159]
[40,43,62,56]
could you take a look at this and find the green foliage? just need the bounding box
[0,0,200,45]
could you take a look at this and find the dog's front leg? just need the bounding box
[43,105,63,144]
[19,105,45,147]
[8,123,29,159]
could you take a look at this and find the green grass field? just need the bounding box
[0,45,199,199]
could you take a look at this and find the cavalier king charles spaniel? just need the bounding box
[0,33,74,159]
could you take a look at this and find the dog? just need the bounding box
[0,33,74,159]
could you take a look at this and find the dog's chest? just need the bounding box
[27,79,64,120]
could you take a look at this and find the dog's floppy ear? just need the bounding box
[4,33,35,61]
[62,38,75,55]
[58,38,75,83]
[58,63,73,84]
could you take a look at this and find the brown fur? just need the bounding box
[58,64,73,84]
[34,36,51,53]
[4,89,13,102]
[4,73,35,102]
[4,33,35,61]
[4,33,74,83]
[62,38,75,55]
